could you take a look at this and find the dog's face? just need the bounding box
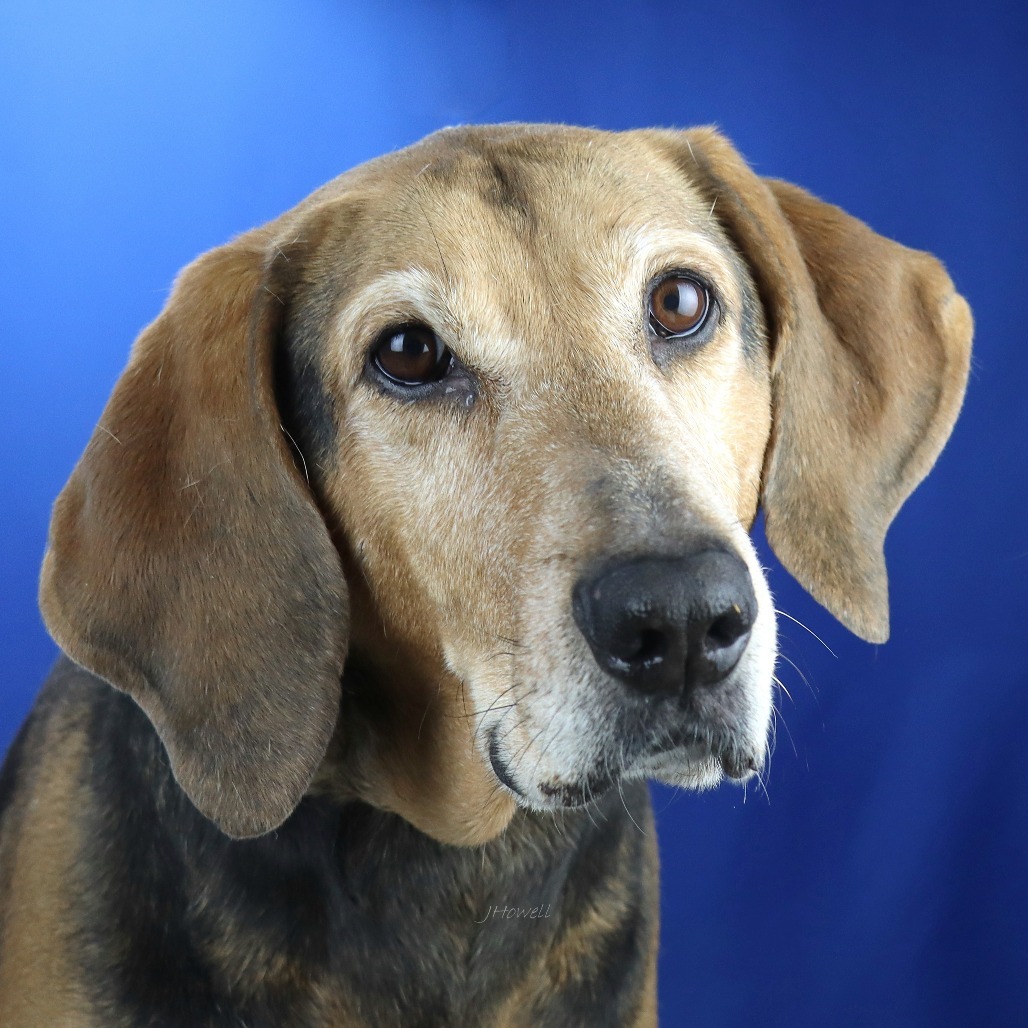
[306,130,776,831]
[39,125,972,843]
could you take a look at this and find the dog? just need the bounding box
[0,124,971,1025]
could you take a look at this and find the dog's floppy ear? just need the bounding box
[651,127,972,642]
[39,228,348,837]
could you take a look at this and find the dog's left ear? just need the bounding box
[645,127,972,642]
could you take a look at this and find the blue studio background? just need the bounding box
[2,3,1025,1024]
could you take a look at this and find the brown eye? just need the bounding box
[648,276,710,337]
[372,325,451,385]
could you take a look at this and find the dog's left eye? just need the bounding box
[371,325,452,385]
[648,276,710,338]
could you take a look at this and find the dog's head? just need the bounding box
[39,125,972,843]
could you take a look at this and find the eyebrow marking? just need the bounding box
[482,158,535,231]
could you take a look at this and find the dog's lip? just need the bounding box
[536,768,617,807]
[488,727,619,808]
[719,751,760,780]
[488,729,525,798]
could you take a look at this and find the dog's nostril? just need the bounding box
[615,627,668,671]
[689,600,755,688]
[705,606,750,650]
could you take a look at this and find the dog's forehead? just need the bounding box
[355,125,715,248]
[309,126,741,374]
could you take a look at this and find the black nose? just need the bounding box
[572,550,756,699]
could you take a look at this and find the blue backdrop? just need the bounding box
[2,3,1025,1024]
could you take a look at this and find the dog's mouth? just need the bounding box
[642,721,761,780]
[489,730,618,807]
[487,718,760,810]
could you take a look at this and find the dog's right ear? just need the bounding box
[39,227,348,839]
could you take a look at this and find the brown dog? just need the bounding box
[0,124,971,1025]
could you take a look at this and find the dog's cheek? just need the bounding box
[319,403,522,844]
[726,358,773,526]
[663,343,772,527]
[329,402,490,640]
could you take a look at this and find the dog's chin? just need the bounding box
[488,729,763,812]
[635,744,761,789]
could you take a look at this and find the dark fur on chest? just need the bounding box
[1,660,657,1026]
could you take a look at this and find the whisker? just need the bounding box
[770,681,799,758]
[617,778,646,836]
[772,673,795,705]
[776,652,818,702]
[752,768,772,806]
[549,810,569,842]
[775,608,837,658]
[492,633,527,650]
[447,701,517,722]
[766,703,779,759]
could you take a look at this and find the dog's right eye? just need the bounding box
[371,325,452,385]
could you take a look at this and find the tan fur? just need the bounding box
[8,123,970,1022]
[0,707,90,1023]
